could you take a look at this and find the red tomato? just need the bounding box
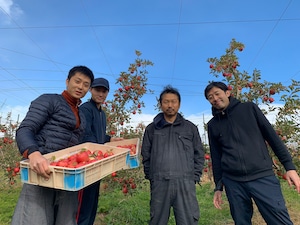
[67,161,78,168]
[50,161,58,166]
[104,151,113,158]
[77,151,89,163]
[96,155,104,160]
[130,144,137,155]
[97,150,103,157]
[86,149,92,155]
[117,144,137,155]
[67,154,77,162]
[57,160,68,167]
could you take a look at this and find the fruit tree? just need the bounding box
[206,38,300,174]
[0,112,21,186]
[103,50,153,139]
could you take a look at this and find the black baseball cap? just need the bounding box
[91,78,109,90]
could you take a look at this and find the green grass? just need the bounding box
[0,185,19,225]
[97,182,232,225]
[97,189,150,224]
[0,176,299,225]
[95,179,300,225]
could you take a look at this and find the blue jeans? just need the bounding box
[223,176,293,225]
[11,183,78,225]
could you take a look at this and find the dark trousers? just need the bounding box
[223,175,293,225]
[77,180,101,225]
[149,179,200,225]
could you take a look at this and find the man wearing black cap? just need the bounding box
[77,78,123,225]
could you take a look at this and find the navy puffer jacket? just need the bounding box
[16,94,86,156]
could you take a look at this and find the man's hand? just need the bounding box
[213,190,224,209]
[28,151,51,179]
[286,170,300,193]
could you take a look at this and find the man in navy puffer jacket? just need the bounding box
[11,66,94,225]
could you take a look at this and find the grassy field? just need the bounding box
[0,173,299,225]
[94,179,300,225]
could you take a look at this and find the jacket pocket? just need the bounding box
[178,133,194,152]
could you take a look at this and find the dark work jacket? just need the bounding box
[207,97,295,191]
[16,94,86,156]
[79,99,110,144]
[141,113,205,183]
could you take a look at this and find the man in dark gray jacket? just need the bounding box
[11,66,94,225]
[141,85,204,225]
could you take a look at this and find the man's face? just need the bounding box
[66,72,91,99]
[160,93,180,117]
[90,86,109,104]
[206,86,231,111]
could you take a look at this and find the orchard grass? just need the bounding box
[0,173,299,225]
[0,183,20,225]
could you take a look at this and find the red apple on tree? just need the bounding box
[263,96,269,102]
[204,154,210,160]
[269,89,276,95]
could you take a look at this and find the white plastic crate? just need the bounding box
[105,138,140,169]
[20,143,129,191]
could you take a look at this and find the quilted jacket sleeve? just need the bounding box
[16,94,54,156]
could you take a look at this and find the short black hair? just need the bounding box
[159,85,181,103]
[67,66,94,84]
[204,81,228,99]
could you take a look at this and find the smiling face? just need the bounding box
[206,86,231,111]
[66,72,91,99]
[90,86,109,107]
